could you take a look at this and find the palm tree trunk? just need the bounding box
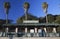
[6,9,8,25]
[6,14,8,25]
[46,13,48,23]
[24,9,28,20]
[44,8,48,23]
[5,9,8,37]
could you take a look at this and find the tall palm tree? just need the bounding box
[24,2,30,20]
[4,2,10,25]
[42,2,48,23]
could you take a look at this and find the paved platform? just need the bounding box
[0,37,60,39]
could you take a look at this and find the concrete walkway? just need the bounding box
[0,37,60,39]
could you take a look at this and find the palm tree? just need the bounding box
[4,2,10,25]
[42,2,48,23]
[24,2,30,20]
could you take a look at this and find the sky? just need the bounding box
[0,0,60,23]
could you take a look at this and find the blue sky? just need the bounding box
[0,0,60,23]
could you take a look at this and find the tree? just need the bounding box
[24,2,30,20]
[0,19,13,25]
[55,15,60,24]
[17,14,38,24]
[42,2,48,23]
[39,17,45,23]
[47,14,54,23]
[4,2,10,24]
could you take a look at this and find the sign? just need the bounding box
[23,20,39,23]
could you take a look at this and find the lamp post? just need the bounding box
[42,2,48,23]
[4,2,10,25]
[24,2,30,20]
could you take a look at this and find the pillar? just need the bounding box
[25,27,27,33]
[35,28,37,33]
[25,27,27,37]
[15,27,18,37]
[6,27,8,33]
[35,28,38,37]
[53,27,56,33]
[44,27,47,33]
[15,27,18,33]
[6,27,8,37]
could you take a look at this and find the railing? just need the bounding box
[22,33,60,37]
[0,32,60,37]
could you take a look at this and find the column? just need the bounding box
[25,27,27,37]
[53,27,57,37]
[15,27,18,33]
[44,27,47,33]
[15,27,18,37]
[25,27,27,33]
[35,28,37,37]
[6,27,8,37]
[53,27,56,33]
[6,27,8,33]
[44,27,47,37]
[35,28,37,33]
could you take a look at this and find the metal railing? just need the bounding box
[0,32,60,37]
